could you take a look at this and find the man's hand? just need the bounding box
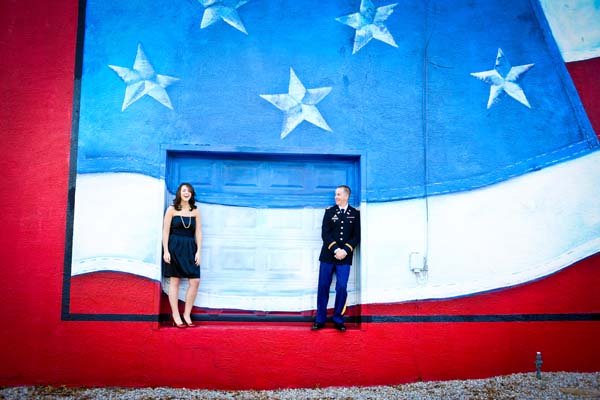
[334,249,348,260]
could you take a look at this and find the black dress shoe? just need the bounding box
[334,323,346,332]
[311,322,325,330]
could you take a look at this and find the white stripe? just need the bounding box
[71,173,164,280]
[363,150,600,303]
[71,150,600,310]
[539,0,600,62]
[72,257,160,280]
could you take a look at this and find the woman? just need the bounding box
[162,183,202,328]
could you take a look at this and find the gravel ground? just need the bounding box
[1,372,599,399]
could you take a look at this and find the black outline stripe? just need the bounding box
[65,314,159,322]
[63,313,600,323]
[61,0,600,327]
[365,313,600,323]
[62,0,87,321]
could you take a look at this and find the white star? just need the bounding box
[260,68,333,139]
[336,0,398,54]
[199,0,249,35]
[470,48,534,109]
[108,44,179,111]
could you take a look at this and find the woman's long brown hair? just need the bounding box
[173,183,197,211]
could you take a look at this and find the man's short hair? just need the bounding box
[337,185,351,196]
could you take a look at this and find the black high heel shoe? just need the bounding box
[172,317,187,328]
[183,316,196,327]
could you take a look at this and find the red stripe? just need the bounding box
[70,272,161,315]
[566,57,600,138]
[365,253,600,316]
[69,252,600,317]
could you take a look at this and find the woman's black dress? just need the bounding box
[163,215,200,278]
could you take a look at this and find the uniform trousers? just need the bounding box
[316,262,351,324]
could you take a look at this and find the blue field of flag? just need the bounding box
[76,0,598,204]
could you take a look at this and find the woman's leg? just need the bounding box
[168,277,183,324]
[183,278,200,324]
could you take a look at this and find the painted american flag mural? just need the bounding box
[69,0,600,313]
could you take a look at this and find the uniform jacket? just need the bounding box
[319,205,361,265]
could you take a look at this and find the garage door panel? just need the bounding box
[269,165,306,189]
[223,162,260,188]
[167,151,359,208]
[200,248,212,272]
[201,206,258,231]
[266,248,308,271]
[174,160,216,188]
[314,166,351,190]
[218,247,258,272]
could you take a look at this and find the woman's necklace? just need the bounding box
[180,215,192,229]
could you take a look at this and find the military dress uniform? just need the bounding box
[315,204,361,327]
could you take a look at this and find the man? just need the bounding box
[312,185,361,332]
